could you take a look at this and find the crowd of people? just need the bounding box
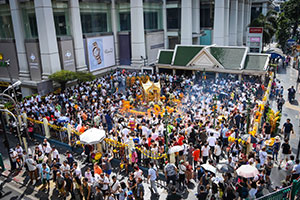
[7,70,300,199]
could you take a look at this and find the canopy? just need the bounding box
[80,128,106,145]
[201,164,217,174]
[236,164,259,178]
[168,145,184,154]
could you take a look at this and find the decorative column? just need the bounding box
[111,0,120,65]
[34,0,61,79]
[229,0,238,46]
[213,0,225,45]
[130,0,146,68]
[9,0,30,80]
[181,0,192,45]
[162,0,168,49]
[237,0,245,46]
[192,0,200,44]
[69,0,87,71]
[247,0,252,29]
[243,0,249,44]
[224,0,230,45]
[262,2,267,16]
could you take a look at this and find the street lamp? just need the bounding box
[163,109,169,155]
[246,98,251,134]
[213,94,218,128]
[3,80,21,94]
[0,93,24,146]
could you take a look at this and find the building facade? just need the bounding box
[0,0,252,96]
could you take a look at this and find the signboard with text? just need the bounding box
[246,27,263,53]
[86,35,115,72]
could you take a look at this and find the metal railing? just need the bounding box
[256,185,292,200]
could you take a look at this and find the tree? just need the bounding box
[249,10,278,46]
[75,71,96,83]
[48,70,76,91]
[281,0,300,38]
[276,13,291,53]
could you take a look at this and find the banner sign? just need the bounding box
[247,27,263,53]
[87,35,115,72]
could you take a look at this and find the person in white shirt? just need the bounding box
[134,165,143,182]
[201,143,210,164]
[110,175,121,197]
[51,146,60,163]
[99,173,110,197]
[147,162,158,195]
[84,167,94,184]
[214,141,222,163]
[25,154,38,183]
[73,162,82,179]
[207,133,216,159]
[259,147,267,166]
[60,161,70,176]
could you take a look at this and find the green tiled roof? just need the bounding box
[173,46,204,66]
[158,50,174,65]
[244,55,268,71]
[208,47,246,70]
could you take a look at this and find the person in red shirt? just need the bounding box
[193,147,201,167]
[177,134,185,146]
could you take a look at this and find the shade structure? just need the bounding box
[80,128,106,145]
[236,164,259,178]
[168,145,184,154]
[201,164,217,174]
[58,116,70,123]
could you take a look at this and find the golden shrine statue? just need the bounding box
[142,80,161,102]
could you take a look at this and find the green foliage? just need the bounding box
[275,0,300,53]
[249,10,278,46]
[49,70,76,84]
[75,71,96,83]
[281,0,300,38]
[48,70,77,91]
[276,13,291,52]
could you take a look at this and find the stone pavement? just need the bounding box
[268,63,300,188]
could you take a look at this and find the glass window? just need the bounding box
[143,2,162,31]
[167,8,180,29]
[52,1,70,36]
[119,12,130,31]
[0,5,14,39]
[144,12,158,30]
[80,2,112,35]
[81,13,108,33]
[20,2,38,39]
[200,0,214,28]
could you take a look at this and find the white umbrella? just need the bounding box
[168,145,184,154]
[80,128,106,145]
[236,164,259,178]
[201,164,217,174]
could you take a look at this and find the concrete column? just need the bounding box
[111,0,120,65]
[163,0,168,49]
[229,0,238,46]
[130,0,146,68]
[262,2,267,16]
[192,0,200,44]
[9,0,30,80]
[243,0,249,44]
[237,0,245,46]
[172,69,176,75]
[69,0,87,71]
[213,0,225,45]
[34,0,61,79]
[247,0,252,28]
[181,0,193,45]
[224,0,230,45]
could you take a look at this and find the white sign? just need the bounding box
[246,27,263,53]
[87,35,115,71]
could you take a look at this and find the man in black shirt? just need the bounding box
[279,139,291,169]
[166,186,182,200]
[281,118,294,141]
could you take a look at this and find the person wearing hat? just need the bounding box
[25,154,38,184]
[126,190,134,200]
[272,136,281,161]
[178,160,186,190]
[9,148,18,171]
